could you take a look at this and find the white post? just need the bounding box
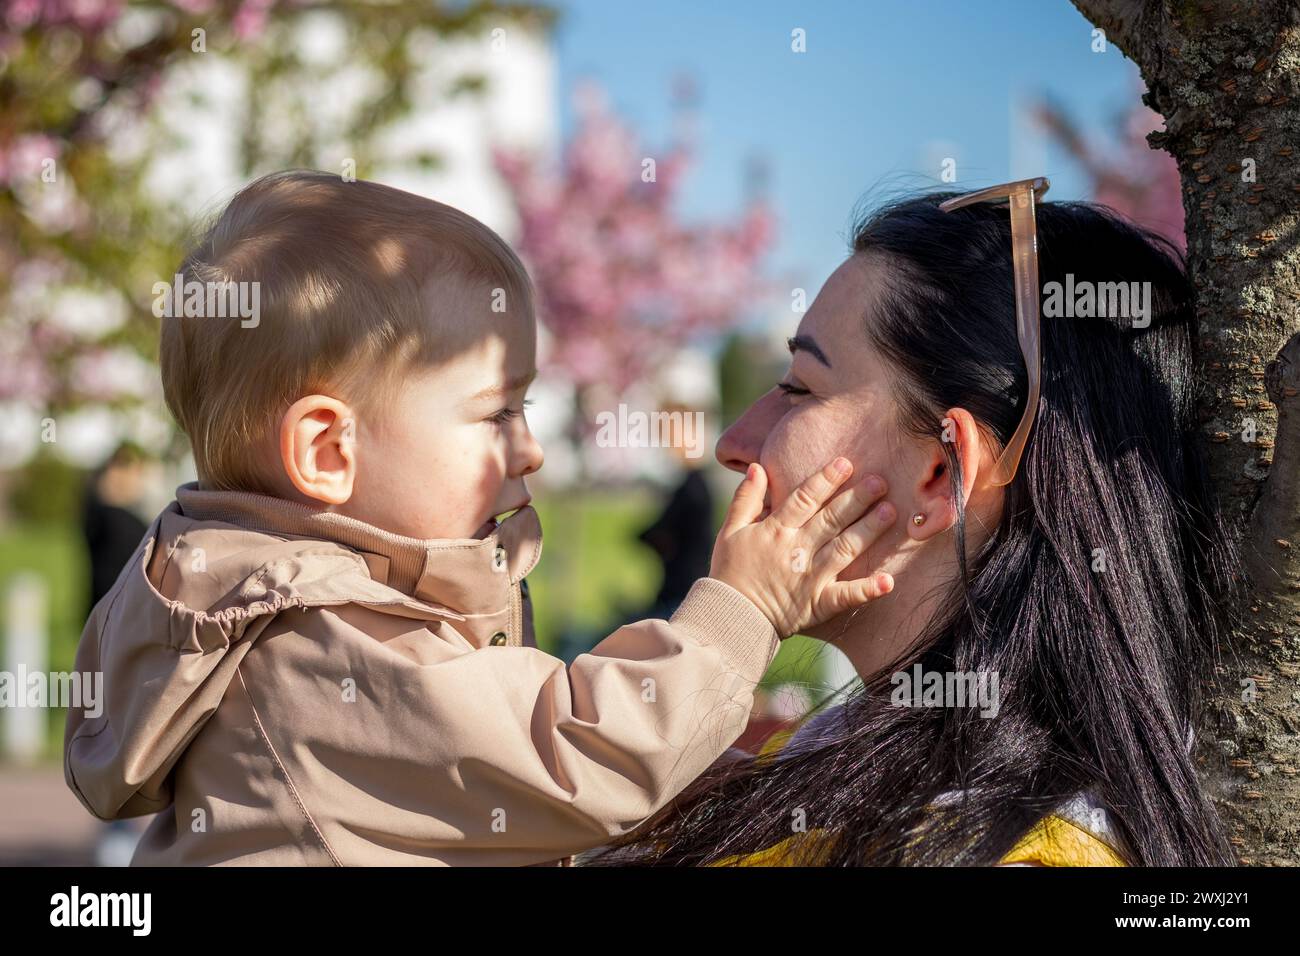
[2,572,49,763]
[823,641,862,706]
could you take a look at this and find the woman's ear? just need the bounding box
[279,395,358,505]
[908,407,985,540]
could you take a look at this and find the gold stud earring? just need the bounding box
[912,512,926,526]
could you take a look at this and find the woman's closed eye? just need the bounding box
[777,381,811,399]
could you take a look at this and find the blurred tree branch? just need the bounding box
[0,0,554,463]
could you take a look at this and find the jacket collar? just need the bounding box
[174,482,543,614]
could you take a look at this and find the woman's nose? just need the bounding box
[716,388,783,475]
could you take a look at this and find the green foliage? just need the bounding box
[531,486,826,693]
[7,454,86,527]
[718,331,784,429]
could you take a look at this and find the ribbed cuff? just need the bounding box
[668,578,780,682]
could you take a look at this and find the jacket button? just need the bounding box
[489,632,508,646]
[493,546,508,572]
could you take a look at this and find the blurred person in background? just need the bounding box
[636,401,715,621]
[80,442,152,616]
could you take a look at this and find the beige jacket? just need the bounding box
[63,482,779,866]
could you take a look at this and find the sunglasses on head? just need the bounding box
[938,177,1050,487]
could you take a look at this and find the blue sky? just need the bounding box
[551,0,1147,297]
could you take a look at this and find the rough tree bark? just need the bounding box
[1070,0,1300,864]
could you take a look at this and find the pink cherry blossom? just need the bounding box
[496,83,775,400]
[1034,86,1186,254]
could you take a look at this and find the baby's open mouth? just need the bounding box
[472,502,530,540]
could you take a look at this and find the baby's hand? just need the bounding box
[710,457,896,638]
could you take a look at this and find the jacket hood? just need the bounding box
[63,486,543,821]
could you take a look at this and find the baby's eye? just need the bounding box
[487,398,534,426]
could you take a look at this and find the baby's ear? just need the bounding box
[908,408,983,538]
[279,395,357,505]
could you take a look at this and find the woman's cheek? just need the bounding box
[762,420,836,506]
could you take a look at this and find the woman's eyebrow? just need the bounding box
[787,334,832,368]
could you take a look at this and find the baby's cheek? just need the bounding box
[395,448,480,537]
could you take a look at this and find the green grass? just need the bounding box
[530,489,662,646]
[0,522,88,759]
[529,489,828,694]
[0,523,87,674]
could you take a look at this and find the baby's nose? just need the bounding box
[517,430,544,477]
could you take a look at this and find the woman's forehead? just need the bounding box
[796,256,880,364]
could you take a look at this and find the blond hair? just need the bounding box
[159,169,532,492]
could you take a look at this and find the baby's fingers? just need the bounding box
[814,499,897,577]
[807,473,888,543]
[719,463,768,535]
[770,457,853,529]
[817,573,895,621]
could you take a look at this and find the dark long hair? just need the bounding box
[588,193,1243,866]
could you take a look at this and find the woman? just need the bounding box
[587,187,1242,866]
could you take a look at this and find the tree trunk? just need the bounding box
[1070,0,1300,865]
